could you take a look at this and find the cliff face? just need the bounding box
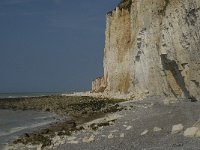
[92,0,200,100]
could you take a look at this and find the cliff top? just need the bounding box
[117,0,132,10]
[107,0,132,15]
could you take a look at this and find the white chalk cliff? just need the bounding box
[92,0,200,100]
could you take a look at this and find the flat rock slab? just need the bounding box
[153,127,162,132]
[141,130,149,135]
[172,124,184,134]
[184,127,198,138]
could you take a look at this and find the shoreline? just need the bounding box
[0,95,126,149]
[0,92,61,99]
[0,109,61,149]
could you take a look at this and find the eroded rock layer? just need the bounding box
[92,0,200,100]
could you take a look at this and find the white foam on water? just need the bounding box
[0,120,55,137]
[34,114,57,120]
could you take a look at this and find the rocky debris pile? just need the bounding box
[171,121,200,138]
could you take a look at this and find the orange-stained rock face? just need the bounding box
[93,0,200,100]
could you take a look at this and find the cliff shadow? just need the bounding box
[160,54,192,99]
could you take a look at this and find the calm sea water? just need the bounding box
[0,92,61,99]
[0,109,61,149]
[0,93,62,149]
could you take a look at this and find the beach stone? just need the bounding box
[195,130,200,137]
[120,133,125,138]
[109,121,115,125]
[163,98,177,105]
[127,106,132,110]
[172,124,184,134]
[37,144,42,150]
[108,133,114,139]
[126,126,132,130]
[184,127,198,138]
[60,140,65,145]
[93,131,99,135]
[110,130,118,133]
[153,127,162,132]
[99,126,103,130]
[141,130,149,136]
[82,135,95,143]
[67,136,76,141]
[123,125,128,127]
[193,120,200,137]
[193,120,200,128]
[67,140,79,144]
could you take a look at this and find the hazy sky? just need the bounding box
[0,0,119,93]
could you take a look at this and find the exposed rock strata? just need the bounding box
[92,0,200,100]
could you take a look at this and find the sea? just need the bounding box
[0,92,61,99]
[0,92,62,149]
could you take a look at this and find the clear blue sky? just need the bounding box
[0,0,119,93]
